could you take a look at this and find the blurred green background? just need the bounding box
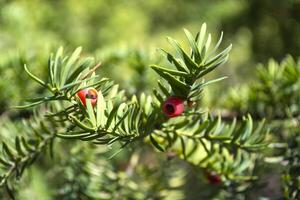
[0,0,299,199]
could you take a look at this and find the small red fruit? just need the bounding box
[76,88,98,107]
[205,171,222,185]
[162,96,184,118]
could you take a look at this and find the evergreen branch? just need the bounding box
[226,55,300,120]
[0,118,56,189]
[153,23,231,101]
[148,113,267,179]
[12,26,268,186]
[0,135,55,187]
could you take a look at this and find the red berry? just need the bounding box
[162,96,184,118]
[205,171,222,185]
[76,88,98,107]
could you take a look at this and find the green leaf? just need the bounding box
[202,76,227,87]
[150,134,165,152]
[81,133,104,141]
[54,47,63,87]
[160,49,189,73]
[157,80,171,97]
[15,137,25,157]
[197,54,229,79]
[23,96,54,103]
[249,120,266,144]
[197,23,207,51]
[205,44,232,67]
[86,98,96,127]
[69,115,95,132]
[207,31,223,59]
[12,101,45,109]
[13,95,64,109]
[243,144,267,151]
[151,64,190,77]
[204,117,219,137]
[154,70,190,96]
[61,47,82,85]
[48,54,55,86]
[188,81,204,100]
[112,108,130,133]
[194,120,209,136]
[2,143,15,161]
[226,118,237,137]
[183,28,201,63]
[21,137,34,152]
[56,131,91,139]
[186,142,199,158]
[231,123,245,144]
[204,34,212,53]
[134,110,141,133]
[167,37,199,72]
[77,78,108,91]
[24,64,50,90]
[239,115,253,144]
[105,103,123,129]
[0,157,12,167]
[179,136,187,159]
[96,91,106,127]
[61,76,98,91]
[153,89,164,103]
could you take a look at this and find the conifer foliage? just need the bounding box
[0,23,298,199]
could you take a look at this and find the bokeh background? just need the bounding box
[0,0,299,199]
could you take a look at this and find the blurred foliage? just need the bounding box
[225,56,300,119]
[224,56,300,200]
